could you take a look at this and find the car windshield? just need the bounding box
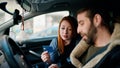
[10,11,69,41]
[0,0,22,25]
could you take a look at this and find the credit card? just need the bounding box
[42,46,53,53]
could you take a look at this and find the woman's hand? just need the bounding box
[48,64,59,68]
[41,51,51,63]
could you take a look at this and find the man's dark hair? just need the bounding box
[77,8,114,34]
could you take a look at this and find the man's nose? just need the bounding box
[77,26,81,34]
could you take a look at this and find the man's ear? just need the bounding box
[93,14,102,27]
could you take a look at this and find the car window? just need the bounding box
[9,11,69,41]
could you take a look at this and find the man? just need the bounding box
[70,8,120,68]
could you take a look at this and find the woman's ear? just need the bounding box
[93,14,102,27]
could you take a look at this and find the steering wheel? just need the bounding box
[0,35,32,68]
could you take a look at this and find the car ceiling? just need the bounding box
[16,0,81,12]
[16,0,120,13]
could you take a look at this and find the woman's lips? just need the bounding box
[63,35,68,38]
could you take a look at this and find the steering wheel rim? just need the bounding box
[0,35,32,68]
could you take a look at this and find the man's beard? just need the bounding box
[86,24,97,45]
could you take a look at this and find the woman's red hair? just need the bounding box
[57,16,77,54]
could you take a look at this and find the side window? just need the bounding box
[9,11,69,41]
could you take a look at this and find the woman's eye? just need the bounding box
[61,28,65,30]
[68,28,72,31]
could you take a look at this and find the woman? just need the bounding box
[41,16,79,68]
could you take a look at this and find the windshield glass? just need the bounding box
[10,11,69,41]
[0,0,22,25]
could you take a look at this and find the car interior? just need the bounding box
[0,0,120,68]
